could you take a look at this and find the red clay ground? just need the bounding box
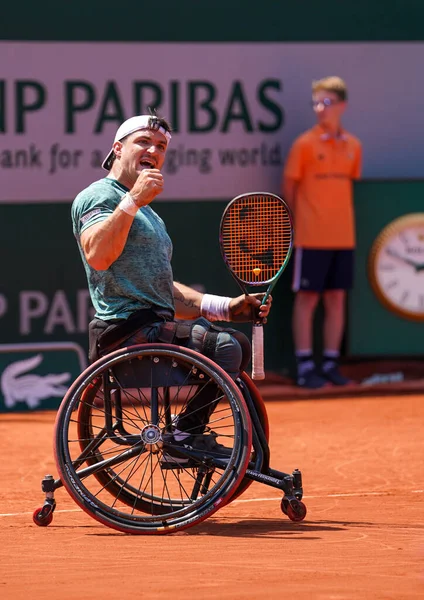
[0,393,423,599]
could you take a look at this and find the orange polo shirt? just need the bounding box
[283,125,362,248]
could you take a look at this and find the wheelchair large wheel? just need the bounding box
[230,372,270,501]
[55,344,252,534]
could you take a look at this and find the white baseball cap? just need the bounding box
[101,115,172,171]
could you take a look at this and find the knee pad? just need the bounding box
[230,330,251,373]
[189,320,243,378]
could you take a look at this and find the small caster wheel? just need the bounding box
[285,499,307,522]
[33,505,54,527]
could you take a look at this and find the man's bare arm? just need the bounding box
[173,283,273,322]
[80,210,135,271]
[173,282,203,319]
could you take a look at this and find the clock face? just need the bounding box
[369,214,424,321]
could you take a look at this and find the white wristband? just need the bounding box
[201,294,232,322]
[119,192,139,216]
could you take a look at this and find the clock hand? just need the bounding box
[385,247,422,271]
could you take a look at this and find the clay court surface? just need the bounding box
[1,393,423,599]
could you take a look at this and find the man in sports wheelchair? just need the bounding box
[33,113,306,534]
[72,113,271,460]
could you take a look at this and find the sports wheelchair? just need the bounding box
[33,343,306,534]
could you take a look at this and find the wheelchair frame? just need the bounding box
[33,343,306,534]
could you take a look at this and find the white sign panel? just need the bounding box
[0,42,423,202]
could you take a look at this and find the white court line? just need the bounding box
[1,490,423,518]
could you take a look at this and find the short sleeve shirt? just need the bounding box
[71,177,175,320]
[283,125,362,249]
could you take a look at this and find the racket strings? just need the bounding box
[221,195,292,284]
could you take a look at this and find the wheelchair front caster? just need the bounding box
[33,474,57,527]
[281,498,307,522]
[33,500,55,527]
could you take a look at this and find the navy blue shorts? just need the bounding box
[292,248,355,292]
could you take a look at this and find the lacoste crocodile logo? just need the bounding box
[1,354,71,409]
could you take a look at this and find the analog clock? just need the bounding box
[368,213,424,321]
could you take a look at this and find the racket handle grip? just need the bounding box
[252,323,265,380]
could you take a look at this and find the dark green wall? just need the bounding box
[1,1,423,42]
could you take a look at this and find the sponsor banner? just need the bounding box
[0,288,95,338]
[0,42,423,203]
[0,343,87,412]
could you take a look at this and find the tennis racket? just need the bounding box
[219,192,294,380]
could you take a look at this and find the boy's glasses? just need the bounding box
[311,98,341,109]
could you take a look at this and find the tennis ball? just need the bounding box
[253,267,261,276]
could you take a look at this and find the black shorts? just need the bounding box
[292,248,354,292]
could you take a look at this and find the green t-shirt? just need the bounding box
[71,177,175,321]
